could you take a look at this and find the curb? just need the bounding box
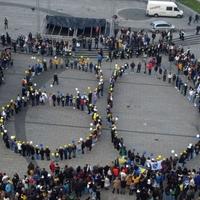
[176,1,199,15]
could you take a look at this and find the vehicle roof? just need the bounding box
[151,20,169,25]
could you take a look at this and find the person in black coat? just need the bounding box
[45,147,51,160]
[40,147,45,160]
[53,74,59,85]
[81,141,85,154]
[65,93,70,106]
[52,94,56,106]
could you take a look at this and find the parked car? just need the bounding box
[146,1,183,18]
[151,20,175,33]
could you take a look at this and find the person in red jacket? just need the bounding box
[80,97,85,111]
[49,161,55,175]
[112,166,119,177]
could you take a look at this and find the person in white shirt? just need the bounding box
[168,72,172,83]
[104,176,110,190]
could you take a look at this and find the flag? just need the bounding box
[147,160,162,171]
[139,167,146,174]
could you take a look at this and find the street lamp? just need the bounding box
[36,0,41,34]
[47,0,51,14]
[109,0,115,37]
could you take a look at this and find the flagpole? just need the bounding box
[109,0,115,37]
[36,0,41,34]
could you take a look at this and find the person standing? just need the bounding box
[53,73,59,85]
[52,94,56,106]
[12,40,17,53]
[196,26,200,35]
[179,30,185,40]
[88,38,92,51]
[45,147,50,160]
[194,14,199,23]
[89,62,94,72]
[136,62,141,73]
[183,83,188,96]
[152,32,156,43]
[4,17,8,30]
[49,160,55,175]
[163,69,167,81]
[94,36,99,49]
[188,16,192,25]
[130,62,135,72]
[61,94,65,107]
[95,183,101,200]
[1,34,6,46]
[168,72,172,83]
[40,147,45,160]
[108,51,112,62]
[56,93,61,106]
[81,140,85,154]
[97,53,103,66]
[112,177,120,194]
[120,178,126,194]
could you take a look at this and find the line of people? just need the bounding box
[0,32,102,56]
[128,58,200,112]
[0,48,13,85]
[0,54,104,161]
[1,63,199,200]
[106,63,200,199]
[0,29,175,61]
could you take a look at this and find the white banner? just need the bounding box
[147,160,162,171]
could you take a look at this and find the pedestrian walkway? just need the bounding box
[172,33,200,46]
[113,71,199,158]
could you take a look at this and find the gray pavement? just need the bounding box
[0,54,29,106]
[113,71,199,157]
[1,52,200,170]
[0,1,200,199]
[23,69,100,150]
[1,52,199,200]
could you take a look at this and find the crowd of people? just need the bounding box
[0,29,174,59]
[0,28,199,83]
[0,66,4,85]
[0,61,199,200]
[0,32,13,85]
[103,27,200,112]
[126,48,200,112]
[0,27,200,199]
[1,28,200,100]
[0,48,12,85]
[0,33,12,47]
[105,63,200,200]
[0,55,104,162]
[0,151,200,200]
[1,32,100,57]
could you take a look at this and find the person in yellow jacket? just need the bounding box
[53,57,59,69]
[126,174,133,187]
[178,62,183,71]
[59,57,64,68]
[20,193,28,200]
[132,174,141,186]
[92,112,97,121]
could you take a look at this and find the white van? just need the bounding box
[146,1,184,18]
